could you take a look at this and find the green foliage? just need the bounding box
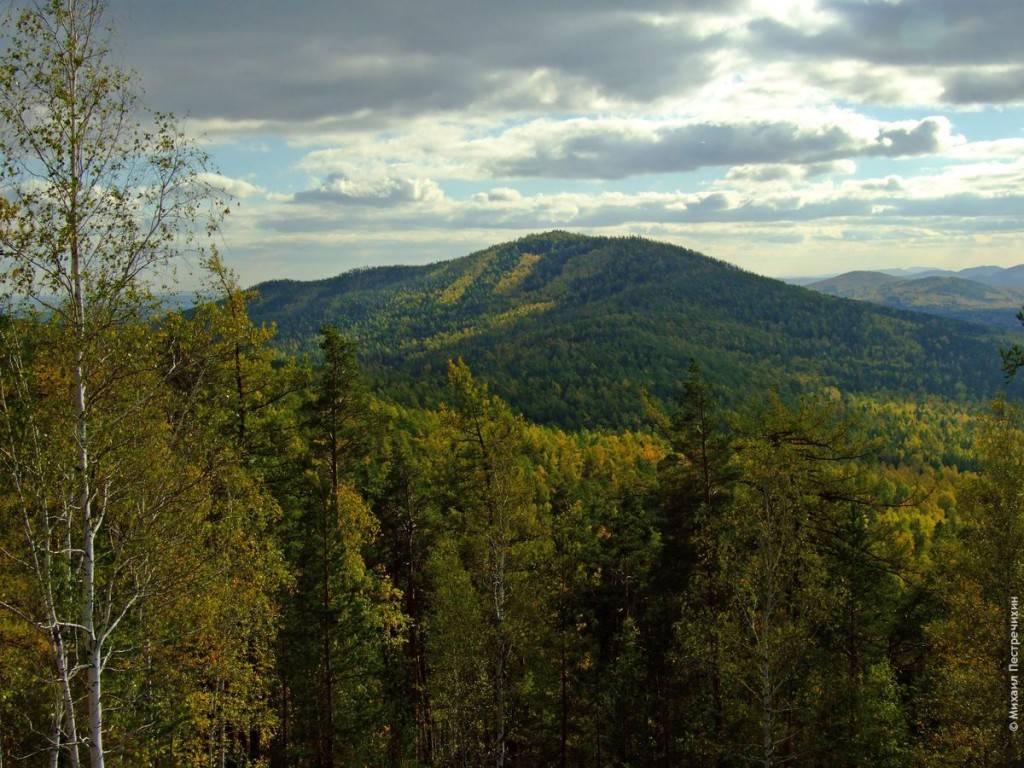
[4,0,1018,765]
[1,9,1020,751]
[0,291,1016,767]
[918,399,1024,765]
[272,324,405,767]
[424,360,554,766]
[248,232,1012,430]
[707,395,914,766]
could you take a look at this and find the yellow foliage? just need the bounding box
[493,252,542,294]
[439,251,494,305]
[420,302,555,350]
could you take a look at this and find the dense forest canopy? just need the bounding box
[3,2,1024,767]
[248,231,1015,430]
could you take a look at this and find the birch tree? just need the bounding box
[0,1,224,765]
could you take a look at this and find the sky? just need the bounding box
[97,0,1024,286]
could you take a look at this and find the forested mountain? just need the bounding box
[807,268,1024,329]
[907,264,1024,288]
[11,3,1024,767]
[249,232,1014,429]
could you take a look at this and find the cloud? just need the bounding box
[726,160,855,182]
[874,119,955,155]
[948,139,1024,161]
[255,157,1024,237]
[282,112,953,186]
[738,0,1024,106]
[749,0,1024,68]
[472,188,524,203]
[108,0,1024,139]
[292,173,445,207]
[196,173,265,199]
[110,0,737,127]
[486,115,958,179]
[90,1,1024,283]
[943,68,1024,105]
[726,165,804,183]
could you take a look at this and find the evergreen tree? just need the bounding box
[275,325,403,767]
[372,430,441,764]
[650,360,735,764]
[712,396,910,766]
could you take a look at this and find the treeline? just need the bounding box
[2,278,1022,766]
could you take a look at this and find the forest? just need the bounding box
[245,230,1013,432]
[2,2,1024,767]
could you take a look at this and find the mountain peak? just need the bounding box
[248,233,1008,429]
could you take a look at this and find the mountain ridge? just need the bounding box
[807,268,1024,329]
[248,232,1015,429]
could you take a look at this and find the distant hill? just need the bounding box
[248,232,1015,430]
[807,270,1024,329]
[980,264,1024,290]
[808,271,907,294]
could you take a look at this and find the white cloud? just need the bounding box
[197,173,266,200]
[253,155,1023,238]
[293,173,446,207]
[282,111,960,189]
[472,188,524,203]
[947,138,1024,161]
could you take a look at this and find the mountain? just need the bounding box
[807,270,1024,329]
[807,271,907,294]
[976,264,1024,290]
[248,232,1015,430]
[959,265,1006,280]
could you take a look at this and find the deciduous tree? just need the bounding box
[0,1,226,764]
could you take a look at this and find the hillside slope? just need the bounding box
[249,232,1015,429]
[808,270,1024,329]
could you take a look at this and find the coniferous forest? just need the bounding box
[3,2,1024,767]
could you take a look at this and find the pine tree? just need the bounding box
[275,325,403,766]
[714,395,909,766]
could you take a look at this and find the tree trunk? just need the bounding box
[67,5,104,762]
[77,354,104,768]
[52,626,81,768]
